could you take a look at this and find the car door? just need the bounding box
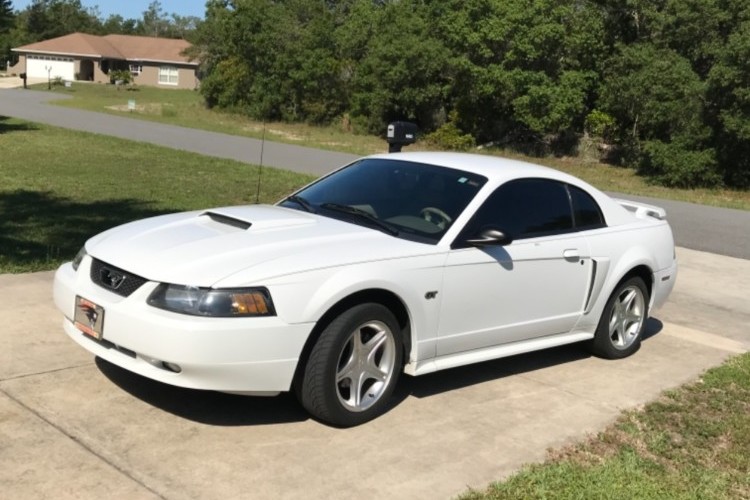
[437,178,592,356]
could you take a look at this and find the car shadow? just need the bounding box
[95,318,664,426]
[396,343,589,401]
[397,317,664,400]
[95,357,310,426]
[642,317,663,341]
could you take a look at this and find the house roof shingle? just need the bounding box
[13,32,122,59]
[13,32,196,66]
[103,34,194,64]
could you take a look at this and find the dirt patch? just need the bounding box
[241,124,306,141]
[107,103,172,115]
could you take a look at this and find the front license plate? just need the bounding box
[74,296,105,340]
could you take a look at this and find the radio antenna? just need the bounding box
[254,119,266,204]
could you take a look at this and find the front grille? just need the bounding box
[90,258,148,297]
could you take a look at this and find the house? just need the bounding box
[11,32,199,89]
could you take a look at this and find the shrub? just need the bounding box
[639,140,722,188]
[424,114,476,151]
[585,110,615,140]
[110,70,132,85]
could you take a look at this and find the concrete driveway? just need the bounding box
[0,76,47,89]
[1,246,747,499]
[0,77,23,89]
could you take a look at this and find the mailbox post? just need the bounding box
[386,121,418,153]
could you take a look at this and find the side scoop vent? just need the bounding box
[202,211,252,230]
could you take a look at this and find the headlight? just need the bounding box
[147,284,276,317]
[72,247,87,271]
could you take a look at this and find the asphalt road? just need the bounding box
[0,88,355,177]
[1,88,748,259]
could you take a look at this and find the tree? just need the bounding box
[138,0,168,37]
[591,0,668,45]
[166,14,201,40]
[195,0,347,123]
[342,0,451,132]
[101,14,139,35]
[23,0,99,40]
[0,0,13,68]
[427,0,606,149]
[600,44,720,186]
[0,0,13,33]
[707,21,750,187]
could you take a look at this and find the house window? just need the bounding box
[130,63,142,76]
[158,66,178,85]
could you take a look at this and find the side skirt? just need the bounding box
[404,331,594,376]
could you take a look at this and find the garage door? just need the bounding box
[26,54,75,81]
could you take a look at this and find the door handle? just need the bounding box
[563,249,580,260]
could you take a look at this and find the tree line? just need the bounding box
[191,0,750,189]
[2,0,749,189]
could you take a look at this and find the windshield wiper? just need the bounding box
[285,195,315,213]
[320,203,399,236]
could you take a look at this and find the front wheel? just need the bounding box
[589,277,649,359]
[298,303,403,427]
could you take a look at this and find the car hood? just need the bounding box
[86,205,437,286]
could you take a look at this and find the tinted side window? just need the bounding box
[459,179,573,243]
[569,185,605,229]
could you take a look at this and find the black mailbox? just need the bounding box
[20,72,27,89]
[386,121,418,153]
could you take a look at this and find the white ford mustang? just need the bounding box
[54,152,677,426]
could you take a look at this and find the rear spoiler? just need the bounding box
[614,199,667,220]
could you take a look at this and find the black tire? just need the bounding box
[589,276,649,359]
[297,303,403,427]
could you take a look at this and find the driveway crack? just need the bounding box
[0,387,167,499]
[0,362,95,383]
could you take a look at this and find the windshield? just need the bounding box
[279,158,487,244]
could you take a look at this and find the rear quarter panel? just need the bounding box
[578,219,676,331]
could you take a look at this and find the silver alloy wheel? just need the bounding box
[335,320,397,412]
[608,285,646,349]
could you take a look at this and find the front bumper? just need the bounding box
[53,258,314,393]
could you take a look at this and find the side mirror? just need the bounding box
[465,228,512,247]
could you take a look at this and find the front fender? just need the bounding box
[265,254,447,363]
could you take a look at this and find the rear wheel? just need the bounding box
[589,277,648,359]
[298,303,402,427]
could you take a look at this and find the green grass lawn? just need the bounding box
[38,82,386,156]
[38,82,750,211]
[461,352,750,499]
[0,116,314,273]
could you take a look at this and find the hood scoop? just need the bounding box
[201,205,319,232]
[202,211,252,230]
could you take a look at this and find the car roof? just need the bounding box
[366,151,638,227]
[367,152,577,185]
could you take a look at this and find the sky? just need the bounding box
[11,1,206,20]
